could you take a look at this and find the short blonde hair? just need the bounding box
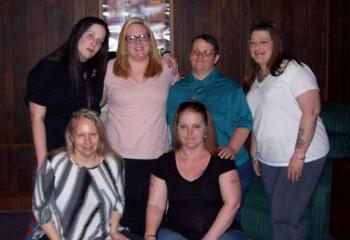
[113,17,162,78]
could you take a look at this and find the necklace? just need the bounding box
[257,69,270,82]
[190,81,196,100]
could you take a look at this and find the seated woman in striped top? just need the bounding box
[32,109,126,240]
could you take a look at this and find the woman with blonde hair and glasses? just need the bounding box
[32,109,126,240]
[101,17,179,237]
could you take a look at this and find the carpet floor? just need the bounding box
[0,211,32,240]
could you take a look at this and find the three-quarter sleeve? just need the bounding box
[32,159,56,225]
[114,160,125,215]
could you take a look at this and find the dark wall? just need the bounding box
[0,0,349,201]
[0,0,100,199]
[173,0,346,103]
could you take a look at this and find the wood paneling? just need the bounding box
[173,0,335,102]
[329,0,350,103]
[0,0,349,207]
[0,0,99,201]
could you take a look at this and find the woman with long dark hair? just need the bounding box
[25,16,110,170]
[245,22,329,239]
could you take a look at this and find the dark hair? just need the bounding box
[172,101,218,155]
[45,17,110,102]
[192,33,220,55]
[243,21,301,90]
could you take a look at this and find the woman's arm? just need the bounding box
[288,89,321,182]
[110,211,129,240]
[33,159,60,239]
[145,175,168,239]
[29,102,47,170]
[41,221,61,240]
[219,128,250,159]
[250,136,260,176]
[100,85,108,107]
[202,170,241,240]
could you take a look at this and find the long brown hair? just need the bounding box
[243,21,301,91]
[45,17,110,96]
[113,17,162,79]
[172,101,218,155]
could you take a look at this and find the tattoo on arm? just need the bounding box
[295,127,305,149]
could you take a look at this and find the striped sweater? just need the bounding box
[33,152,125,240]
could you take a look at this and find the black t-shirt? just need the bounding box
[153,151,241,240]
[25,60,103,150]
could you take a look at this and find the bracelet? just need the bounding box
[144,234,156,240]
[160,48,171,57]
[293,153,305,161]
[252,156,258,162]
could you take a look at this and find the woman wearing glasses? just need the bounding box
[102,17,179,237]
[32,110,126,240]
[167,34,253,224]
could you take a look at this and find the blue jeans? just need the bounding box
[157,228,246,240]
[236,159,255,221]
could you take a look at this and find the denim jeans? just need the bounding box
[157,228,246,240]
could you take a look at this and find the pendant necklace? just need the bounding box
[189,80,202,101]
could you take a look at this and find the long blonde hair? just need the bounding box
[113,17,162,78]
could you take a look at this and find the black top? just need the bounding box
[153,151,241,240]
[25,60,103,150]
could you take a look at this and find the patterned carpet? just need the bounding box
[0,211,32,240]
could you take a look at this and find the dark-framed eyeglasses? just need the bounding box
[126,34,151,43]
[191,49,216,58]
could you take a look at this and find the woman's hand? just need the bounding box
[288,153,305,182]
[110,231,129,240]
[202,233,218,240]
[218,145,235,160]
[162,52,178,75]
[252,159,260,176]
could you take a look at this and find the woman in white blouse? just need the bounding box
[245,22,329,239]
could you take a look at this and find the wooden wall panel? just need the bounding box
[329,0,350,103]
[173,0,332,102]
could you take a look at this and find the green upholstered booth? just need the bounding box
[241,102,350,240]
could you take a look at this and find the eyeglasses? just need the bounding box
[191,49,216,58]
[126,34,151,43]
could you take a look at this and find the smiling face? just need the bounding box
[177,110,207,150]
[190,39,219,79]
[77,23,106,62]
[249,30,273,71]
[71,117,99,159]
[126,23,151,62]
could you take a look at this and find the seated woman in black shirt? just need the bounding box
[145,101,246,240]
